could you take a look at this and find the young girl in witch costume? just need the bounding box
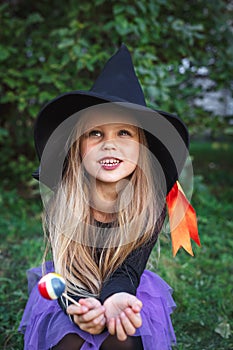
[19,45,200,350]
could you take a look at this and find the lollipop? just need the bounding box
[38,272,80,306]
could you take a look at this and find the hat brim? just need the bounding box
[33,91,189,193]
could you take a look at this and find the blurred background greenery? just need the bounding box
[0,1,232,349]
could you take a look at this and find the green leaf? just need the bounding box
[39,91,54,103]
[28,105,40,117]
[3,77,18,89]
[58,38,75,49]
[0,45,10,61]
[26,13,44,25]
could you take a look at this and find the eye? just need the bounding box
[119,129,132,136]
[88,130,102,137]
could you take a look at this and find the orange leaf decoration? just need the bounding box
[166,181,201,256]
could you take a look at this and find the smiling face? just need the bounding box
[80,111,140,185]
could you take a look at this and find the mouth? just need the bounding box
[99,157,122,170]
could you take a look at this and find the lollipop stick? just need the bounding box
[62,292,81,307]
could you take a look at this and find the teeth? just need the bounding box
[100,158,120,165]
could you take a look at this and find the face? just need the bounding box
[80,111,140,185]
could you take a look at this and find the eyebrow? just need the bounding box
[87,123,138,130]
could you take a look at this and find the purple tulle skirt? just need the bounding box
[19,261,176,350]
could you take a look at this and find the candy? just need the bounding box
[38,273,65,300]
[38,272,80,306]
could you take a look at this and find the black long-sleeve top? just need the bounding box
[99,228,158,302]
[59,208,166,312]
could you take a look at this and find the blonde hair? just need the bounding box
[43,106,166,297]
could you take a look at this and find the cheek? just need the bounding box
[80,142,98,172]
[80,140,92,160]
[127,143,140,164]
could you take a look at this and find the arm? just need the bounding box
[58,233,158,337]
[101,208,166,340]
[100,229,159,303]
[100,238,157,340]
[100,206,166,302]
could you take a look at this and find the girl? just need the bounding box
[19,45,200,350]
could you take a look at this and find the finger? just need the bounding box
[84,321,106,335]
[79,306,105,323]
[88,315,106,331]
[120,312,136,336]
[93,313,106,326]
[78,315,106,333]
[79,297,101,309]
[124,308,142,328]
[132,300,143,313]
[107,317,116,335]
[125,295,142,311]
[116,317,127,341]
[129,297,143,312]
[67,304,88,315]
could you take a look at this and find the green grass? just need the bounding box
[157,141,233,349]
[0,141,232,349]
[0,192,43,349]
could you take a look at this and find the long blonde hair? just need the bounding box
[43,106,166,297]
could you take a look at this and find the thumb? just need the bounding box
[127,296,143,311]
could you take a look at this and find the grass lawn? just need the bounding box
[0,141,232,349]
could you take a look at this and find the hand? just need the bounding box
[103,292,143,341]
[67,297,106,334]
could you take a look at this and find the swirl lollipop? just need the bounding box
[38,272,80,306]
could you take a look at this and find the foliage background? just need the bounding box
[0,1,232,349]
[1,0,232,189]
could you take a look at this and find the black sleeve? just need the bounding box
[58,230,159,309]
[58,208,166,307]
[99,232,158,303]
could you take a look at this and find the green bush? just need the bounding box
[1,1,232,189]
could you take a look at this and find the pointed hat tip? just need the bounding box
[116,43,132,60]
[120,42,127,48]
[91,42,146,106]
[120,43,130,52]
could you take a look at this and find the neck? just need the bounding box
[89,179,119,222]
[92,209,116,223]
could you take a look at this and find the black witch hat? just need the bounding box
[33,44,189,193]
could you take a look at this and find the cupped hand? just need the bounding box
[103,292,143,341]
[67,297,106,334]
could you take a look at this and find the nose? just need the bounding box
[101,138,117,151]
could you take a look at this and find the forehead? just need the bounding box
[82,109,139,130]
